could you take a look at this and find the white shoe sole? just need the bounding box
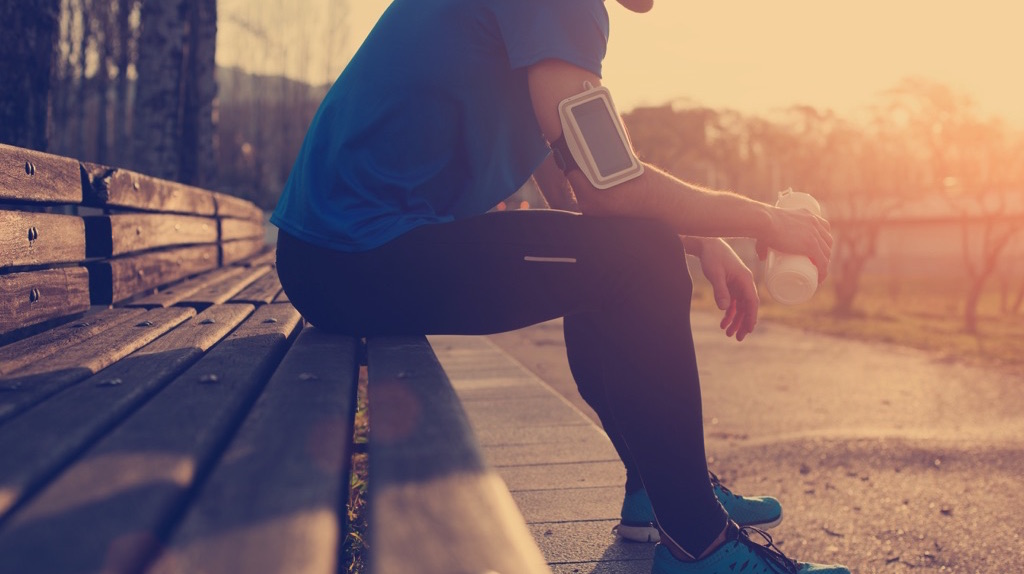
[612,523,661,543]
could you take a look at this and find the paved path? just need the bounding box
[433,310,1024,573]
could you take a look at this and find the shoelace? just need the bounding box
[738,525,801,574]
[709,471,737,499]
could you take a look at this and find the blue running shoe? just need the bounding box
[652,522,850,574]
[613,488,660,542]
[614,473,783,543]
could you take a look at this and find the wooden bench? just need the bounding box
[0,143,549,574]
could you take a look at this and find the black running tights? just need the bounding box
[276,209,729,555]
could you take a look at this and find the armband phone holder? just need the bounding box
[553,82,644,189]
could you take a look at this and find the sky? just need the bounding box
[218,0,1024,126]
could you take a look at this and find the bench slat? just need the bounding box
[239,248,277,268]
[82,163,216,215]
[229,269,281,305]
[88,244,219,305]
[0,304,301,573]
[151,327,359,574]
[0,308,145,376]
[219,217,264,242]
[221,238,266,266]
[84,213,217,258]
[0,267,92,338]
[214,192,264,221]
[176,265,271,309]
[366,336,551,574]
[126,266,246,309]
[0,210,85,268]
[0,304,254,520]
[0,307,195,426]
[0,143,83,204]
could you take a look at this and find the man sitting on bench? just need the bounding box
[271,1,848,572]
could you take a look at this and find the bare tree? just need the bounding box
[885,78,1024,333]
[131,0,217,185]
[0,0,62,150]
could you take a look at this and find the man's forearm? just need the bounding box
[569,163,774,241]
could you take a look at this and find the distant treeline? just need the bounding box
[622,79,1024,330]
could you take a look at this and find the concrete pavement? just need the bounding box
[431,310,1024,573]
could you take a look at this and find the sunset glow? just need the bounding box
[218,0,1024,126]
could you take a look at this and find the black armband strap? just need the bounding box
[550,133,580,174]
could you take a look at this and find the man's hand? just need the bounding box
[694,238,759,341]
[757,207,833,283]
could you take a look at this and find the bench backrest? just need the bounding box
[0,143,266,343]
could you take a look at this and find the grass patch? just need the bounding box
[342,367,370,574]
[692,273,1024,370]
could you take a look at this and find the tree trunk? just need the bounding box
[94,0,111,164]
[0,0,61,150]
[831,225,878,316]
[181,0,218,187]
[113,0,136,165]
[74,0,92,158]
[132,0,217,185]
[963,279,982,334]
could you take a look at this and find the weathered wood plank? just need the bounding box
[214,191,263,221]
[84,213,217,257]
[220,217,264,241]
[88,244,219,305]
[177,265,270,309]
[82,163,216,215]
[0,308,145,377]
[0,267,91,337]
[367,336,551,574]
[273,289,290,303]
[0,144,83,204]
[126,266,246,309]
[239,247,277,268]
[151,327,359,574]
[0,210,85,268]
[0,304,301,574]
[0,304,254,521]
[221,238,266,265]
[0,307,195,426]
[229,269,281,305]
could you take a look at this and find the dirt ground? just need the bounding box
[488,311,1024,573]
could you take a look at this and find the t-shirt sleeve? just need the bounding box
[493,0,609,76]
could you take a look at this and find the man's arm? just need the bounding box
[526,59,832,279]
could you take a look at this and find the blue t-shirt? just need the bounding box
[271,0,609,252]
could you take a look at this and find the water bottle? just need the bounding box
[765,189,822,305]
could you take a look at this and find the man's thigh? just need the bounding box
[279,209,683,335]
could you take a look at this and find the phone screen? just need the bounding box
[571,99,634,177]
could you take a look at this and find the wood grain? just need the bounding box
[88,244,219,305]
[82,162,216,215]
[229,269,281,305]
[0,307,196,426]
[85,213,217,257]
[214,191,263,221]
[0,304,254,520]
[0,144,83,204]
[0,304,301,573]
[0,210,85,268]
[367,336,551,574]
[151,327,359,574]
[219,217,264,241]
[220,238,266,266]
[0,267,91,337]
